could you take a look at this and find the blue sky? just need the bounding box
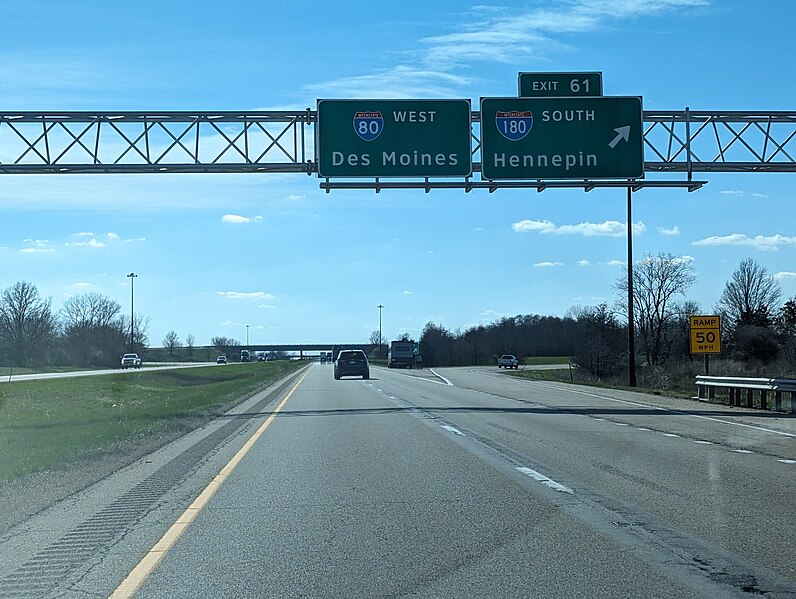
[1,0,795,347]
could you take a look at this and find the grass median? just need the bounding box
[0,361,304,484]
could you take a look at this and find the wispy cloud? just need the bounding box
[602,260,625,267]
[221,214,263,224]
[287,194,304,201]
[534,261,564,267]
[577,259,591,267]
[658,226,680,236]
[66,238,106,248]
[512,219,645,237]
[774,272,796,281]
[217,291,275,300]
[692,233,796,252]
[403,290,414,296]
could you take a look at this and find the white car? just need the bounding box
[121,353,141,369]
[497,354,519,369]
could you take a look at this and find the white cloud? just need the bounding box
[221,214,263,224]
[65,238,106,248]
[76,231,95,237]
[577,259,590,267]
[658,226,680,236]
[534,261,564,267]
[287,194,304,201]
[258,304,276,310]
[21,247,55,254]
[217,291,275,300]
[775,272,796,281]
[513,219,645,237]
[403,290,414,296]
[106,232,120,240]
[692,233,796,252]
[307,65,470,99]
[602,260,625,267]
[720,190,744,195]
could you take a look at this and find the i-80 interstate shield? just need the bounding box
[353,111,384,141]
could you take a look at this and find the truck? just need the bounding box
[388,341,415,369]
[498,354,519,369]
[120,353,141,369]
[240,349,251,362]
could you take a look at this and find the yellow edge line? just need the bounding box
[109,368,311,598]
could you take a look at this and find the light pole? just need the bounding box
[377,304,384,359]
[127,272,138,350]
[246,324,250,346]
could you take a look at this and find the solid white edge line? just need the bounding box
[428,369,454,386]
[516,467,574,495]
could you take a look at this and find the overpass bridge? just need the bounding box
[199,344,379,359]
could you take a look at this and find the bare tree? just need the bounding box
[163,330,180,356]
[185,333,195,357]
[60,293,125,366]
[0,281,57,367]
[715,258,782,327]
[616,253,696,365]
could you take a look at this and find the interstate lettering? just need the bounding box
[541,110,595,122]
[382,151,458,167]
[492,152,597,170]
[392,111,437,123]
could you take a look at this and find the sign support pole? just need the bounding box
[705,354,710,376]
[627,186,636,387]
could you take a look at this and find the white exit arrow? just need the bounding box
[609,125,631,149]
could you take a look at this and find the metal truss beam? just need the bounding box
[1,109,794,178]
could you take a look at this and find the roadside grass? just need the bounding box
[522,356,571,366]
[0,361,303,483]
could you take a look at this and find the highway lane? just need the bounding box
[125,363,794,598]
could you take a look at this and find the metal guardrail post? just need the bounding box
[775,391,782,412]
[760,390,767,411]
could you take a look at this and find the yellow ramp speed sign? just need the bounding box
[689,315,721,354]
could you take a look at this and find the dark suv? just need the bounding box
[333,349,370,380]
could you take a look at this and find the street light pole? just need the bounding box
[246,324,250,346]
[377,304,384,359]
[127,272,138,350]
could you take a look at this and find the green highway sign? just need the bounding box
[480,96,644,180]
[316,99,472,177]
[519,72,603,97]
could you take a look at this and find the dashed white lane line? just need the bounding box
[440,425,465,436]
[694,440,713,444]
[637,427,652,431]
[516,467,574,495]
[663,433,681,438]
[731,449,753,454]
[778,459,796,464]
[614,422,629,426]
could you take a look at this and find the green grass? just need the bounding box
[522,356,571,365]
[0,361,303,483]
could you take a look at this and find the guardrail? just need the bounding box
[695,376,796,413]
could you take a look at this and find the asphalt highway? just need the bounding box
[0,363,793,598]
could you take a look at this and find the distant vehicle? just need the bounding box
[216,355,227,364]
[240,349,251,362]
[334,349,370,380]
[498,354,519,369]
[257,354,266,362]
[388,341,415,369]
[120,353,141,369]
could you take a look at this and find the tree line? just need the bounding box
[0,282,151,368]
[418,256,796,380]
